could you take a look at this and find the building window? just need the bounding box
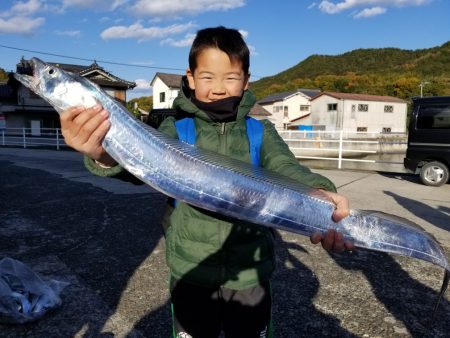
[300,105,309,112]
[273,105,283,113]
[358,104,368,112]
[384,105,394,113]
[327,103,337,111]
[382,127,392,133]
[160,92,166,103]
[357,127,367,132]
[283,106,288,117]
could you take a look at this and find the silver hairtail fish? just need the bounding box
[15,57,449,322]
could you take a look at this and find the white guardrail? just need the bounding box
[277,129,407,169]
[1,128,68,150]
[0,127,408,170]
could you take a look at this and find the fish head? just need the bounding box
[14,57,96,113]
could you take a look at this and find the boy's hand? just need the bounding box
[310,190,355,253]
[60,104,116,166]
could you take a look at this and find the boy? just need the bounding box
[60,26,353,338]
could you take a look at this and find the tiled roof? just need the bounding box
[16,58,136,89]
[258,88,321,104]
[312,92,406,103]
[249,103,272,116]
[152,72,183,88]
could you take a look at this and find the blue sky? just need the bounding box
[1,0,449,99]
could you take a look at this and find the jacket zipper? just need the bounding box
[219,122,227,284]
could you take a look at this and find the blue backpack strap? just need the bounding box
[171,118,196,208]
[245,117,263,166]
[175,118,196,145]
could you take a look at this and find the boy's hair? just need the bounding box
[189,26,250,75]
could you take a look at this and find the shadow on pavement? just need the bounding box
[384,190,450,232]
[330,249,450,338]
[0,160,168,337]
[131,230,358,338]
[2,156,449,337]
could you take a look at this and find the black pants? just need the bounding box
[171,279,272,338]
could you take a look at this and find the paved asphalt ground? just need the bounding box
[0,147,449,338]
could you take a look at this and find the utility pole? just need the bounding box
[419,81,430,97]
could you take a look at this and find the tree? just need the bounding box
[0,68,8,81]
[127,96,153,118]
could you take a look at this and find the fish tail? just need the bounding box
[429,269,449,326]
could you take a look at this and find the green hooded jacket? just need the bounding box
[85,87,336,290]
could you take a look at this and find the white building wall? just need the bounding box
[310,96,340,130]
[311,95,407,132]
[342,100,407,133]
[285,94,311,122]
[152,77,180,109]
[259,93,312,129]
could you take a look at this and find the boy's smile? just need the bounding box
[187,47,249,103]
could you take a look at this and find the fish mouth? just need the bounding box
[13,57,45,91]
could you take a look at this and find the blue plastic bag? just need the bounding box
[0,257,69,324]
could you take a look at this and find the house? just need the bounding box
[248,103,272,121]
[150,72,183,109]
[0,58,136,133]
[308,92,407,133]
[0,81,14,129]
[257,89,321,129]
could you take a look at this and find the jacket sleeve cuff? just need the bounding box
[84,156,125,177]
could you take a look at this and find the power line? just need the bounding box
[0,44,186,72]
[0,43,264,79]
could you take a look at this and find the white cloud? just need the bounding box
[0,0,57,34]
[101,21,195,42]
[318,0,432,16]
[0,0,50,18]
[0,16,45,34]
[161,33,196,47]
[133,78,151,92]
[354,6,386,18]
[308,2,318,9]
[9,0,42,16]
[62,0,129,11]
[99,16,110,23]
[55,30,82,37]
[238,29,248,38]
[248,45,258,56]
[130,0,245,17]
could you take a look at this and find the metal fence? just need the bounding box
[277,129,408,169]
[0,127,408,170]
[1,128,68,150]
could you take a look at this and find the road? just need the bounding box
[0,147,449,338]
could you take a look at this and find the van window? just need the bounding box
[417,104,450,129]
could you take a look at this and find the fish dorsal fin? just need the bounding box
[353,210,425,232]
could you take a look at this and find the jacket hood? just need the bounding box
[172,76,256,122]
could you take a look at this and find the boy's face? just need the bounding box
[186,47,249,103]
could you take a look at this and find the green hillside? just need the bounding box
[250,41,450,101]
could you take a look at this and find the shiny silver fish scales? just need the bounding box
[15,57,449,323]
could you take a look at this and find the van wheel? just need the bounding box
[420,161,449,187]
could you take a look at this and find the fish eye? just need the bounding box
[49,69,55,75]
